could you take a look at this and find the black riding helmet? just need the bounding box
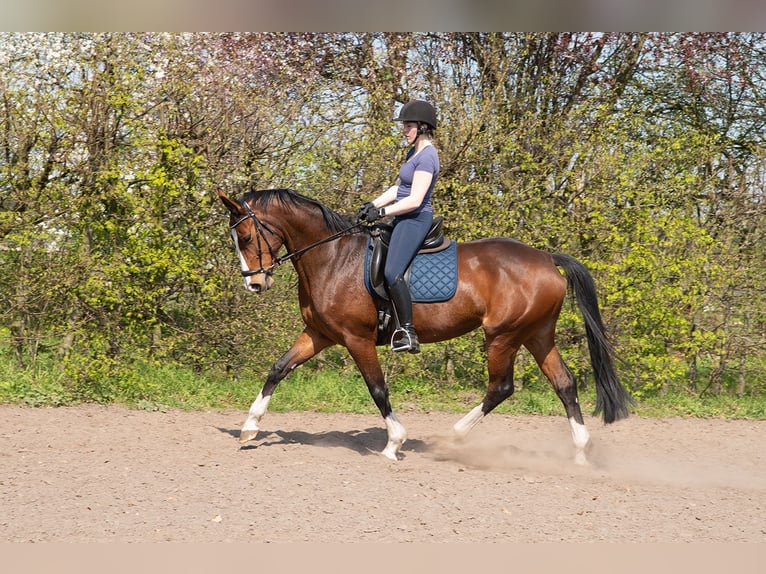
[394,100,437,130]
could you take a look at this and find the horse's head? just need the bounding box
[219,190,284,294]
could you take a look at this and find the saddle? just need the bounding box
[363,216,458,346]
[366,216,452,301]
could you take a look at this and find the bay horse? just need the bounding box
[218,187,632,464]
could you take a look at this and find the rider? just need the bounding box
[356,99,440,354]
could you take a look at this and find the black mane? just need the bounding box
[241,188,357,234]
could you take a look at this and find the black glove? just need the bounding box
[356,202,382,223]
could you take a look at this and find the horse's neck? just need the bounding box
[281,220,329,257]
[283,222,363,274]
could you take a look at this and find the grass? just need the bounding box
[2,353,765,420]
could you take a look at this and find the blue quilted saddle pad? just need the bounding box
[364,240,458,303]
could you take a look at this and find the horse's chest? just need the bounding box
[299,285,360,331]
[298,290,331,325]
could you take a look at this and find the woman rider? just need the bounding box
[356,100,440,354]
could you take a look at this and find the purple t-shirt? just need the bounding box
[397,145,439,215]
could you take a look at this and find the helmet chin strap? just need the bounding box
[412,123,426,147]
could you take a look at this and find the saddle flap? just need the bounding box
[369,237,387,297]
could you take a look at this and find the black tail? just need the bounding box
[552,253,634,423]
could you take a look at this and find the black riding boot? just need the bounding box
[388,277,420,354]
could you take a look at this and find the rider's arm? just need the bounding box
[371,184,398,209]
[377,170,433,217]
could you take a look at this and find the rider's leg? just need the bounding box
[387,276,419,353]
[383,214,431,354]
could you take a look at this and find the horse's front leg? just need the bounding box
[240,329,332,443]
[346,338,406,461]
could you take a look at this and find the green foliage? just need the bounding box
[4,345,765,420]
[1,33,765,416]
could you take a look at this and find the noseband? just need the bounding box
[229,198,363,278]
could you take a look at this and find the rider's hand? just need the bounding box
[356,202,383,223]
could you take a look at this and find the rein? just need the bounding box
[230,199,364,277]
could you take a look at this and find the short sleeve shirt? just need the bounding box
[397,145,439,215]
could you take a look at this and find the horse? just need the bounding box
[218,187,633,464]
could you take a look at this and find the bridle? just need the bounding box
[229,198,363,278]
[229,200,283,277]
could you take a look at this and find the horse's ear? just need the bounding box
[218,190,243,215]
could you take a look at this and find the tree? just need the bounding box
[1,32,764,402]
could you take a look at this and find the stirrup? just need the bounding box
[391,326,420,354]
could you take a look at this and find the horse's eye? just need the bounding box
[242,233,252,243]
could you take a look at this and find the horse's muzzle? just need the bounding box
[245,274,274,293]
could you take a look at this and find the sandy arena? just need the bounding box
[1,404,764,542]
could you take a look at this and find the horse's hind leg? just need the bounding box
[454,333,518,438]
[239,329,332,443]
[526,336,591,465]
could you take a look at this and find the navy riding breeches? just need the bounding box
[384,210,434,285]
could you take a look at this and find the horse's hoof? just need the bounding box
[380,448,400,461]
[574,451,590,466]
[238,429,259,443]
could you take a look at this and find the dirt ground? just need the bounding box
[1,404,764,543]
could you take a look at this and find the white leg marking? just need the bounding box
[569,417,591,466]
[241,391,271,433]
[381,412,407,461]
[453,403,485,438]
